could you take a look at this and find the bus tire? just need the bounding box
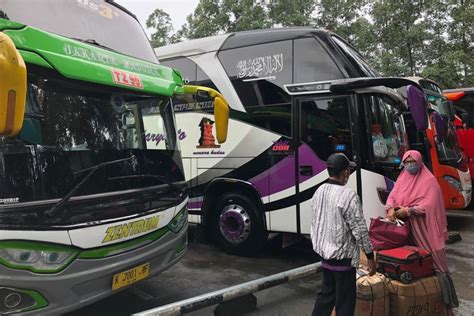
[210,193,267,256]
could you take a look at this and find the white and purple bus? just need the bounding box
[156,28,426,255]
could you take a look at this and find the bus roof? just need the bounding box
[155,27,332,59]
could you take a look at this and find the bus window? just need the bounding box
[331,35,378,77]
[233,104,292,137]
[368,96,408,164]
[142,99,177,151]
[300,96,352,160]
[196,64,219,91]
[294,37,344,83]
[455,94,474,127]
[162,57,197,84]
[218,41,292,107]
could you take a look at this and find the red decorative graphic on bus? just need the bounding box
[272,140,290,151]
[197,118,220,148]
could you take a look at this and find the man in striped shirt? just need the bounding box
[311,153,376,316]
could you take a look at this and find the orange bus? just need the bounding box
[406,78,471,209]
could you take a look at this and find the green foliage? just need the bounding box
[146,8,175,47]
[145,0,474,88]
[268,0,316,27]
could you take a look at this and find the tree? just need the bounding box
[146,0,473,87]
[146,8,175,48]
[420,0,461,88]
[221,0,271,32]
[370,1,430,76]
[447,0,474,86]
[268,0,316,27]
[312,0,378,66]
[178,0,225,39]
[314,0,367,38]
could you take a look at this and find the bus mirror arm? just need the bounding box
[183,85,229,143]
[0,32,27,136]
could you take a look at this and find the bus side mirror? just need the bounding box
[0,32,26,136]
[407,85,428,131]
[432,112,445,143]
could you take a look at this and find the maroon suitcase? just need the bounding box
[376,246,434,284]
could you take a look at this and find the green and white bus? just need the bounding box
[0,1,228,314]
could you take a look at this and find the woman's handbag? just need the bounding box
[369,217,409,250]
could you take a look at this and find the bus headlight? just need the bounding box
[443,176,462,191]
[0,241,78,273]
[168,208,188,233]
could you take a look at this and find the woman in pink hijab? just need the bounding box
[386,150,458,311]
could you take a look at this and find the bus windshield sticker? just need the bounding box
[76,0,121,20]
[111,69,144,89]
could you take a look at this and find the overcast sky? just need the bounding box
[116,0,199,38]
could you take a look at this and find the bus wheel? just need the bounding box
[211,193,267,256]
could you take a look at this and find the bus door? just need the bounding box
[265,104,298,234]
[359,94,409,223]
[296,95,356,234]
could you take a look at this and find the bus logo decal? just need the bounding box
[0,197,19,204]
[197,118,220,149]
[102,215,160,243]
[270,140,292,155]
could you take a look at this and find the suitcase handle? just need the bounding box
[402,247,425,266]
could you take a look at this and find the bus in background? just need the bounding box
[0,1,229,314]
[403,78,471,209]
[155,28,427,255]
[444,87,474,191]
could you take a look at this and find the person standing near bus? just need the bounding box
[386,150,458,314]
[310,153,376,316]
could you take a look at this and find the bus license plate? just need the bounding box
[112,263,150,290]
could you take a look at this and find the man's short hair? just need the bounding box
[327,153,356,176]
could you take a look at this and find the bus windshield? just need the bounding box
[436,122,463,163]
[0,0,157,63]
[425,93,463,163]
[369,95,408,164]
[331,35,379,77]
[0,72,184,225]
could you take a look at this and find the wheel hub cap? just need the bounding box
[219,204,251,244]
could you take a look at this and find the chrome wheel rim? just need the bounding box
[219,204,251,244]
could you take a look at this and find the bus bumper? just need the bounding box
[0,225,187,315]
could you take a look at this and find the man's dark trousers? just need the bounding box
[312,266,356,316]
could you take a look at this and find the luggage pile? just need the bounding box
[358,247,447,316]
[355,271,389,316]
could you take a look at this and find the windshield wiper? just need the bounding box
[107,174,183,193]
[70,38,116,52]
[45,155,136,218]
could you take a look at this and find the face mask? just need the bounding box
[405,163,421,175]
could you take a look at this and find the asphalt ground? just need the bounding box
[68,210,474,316]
